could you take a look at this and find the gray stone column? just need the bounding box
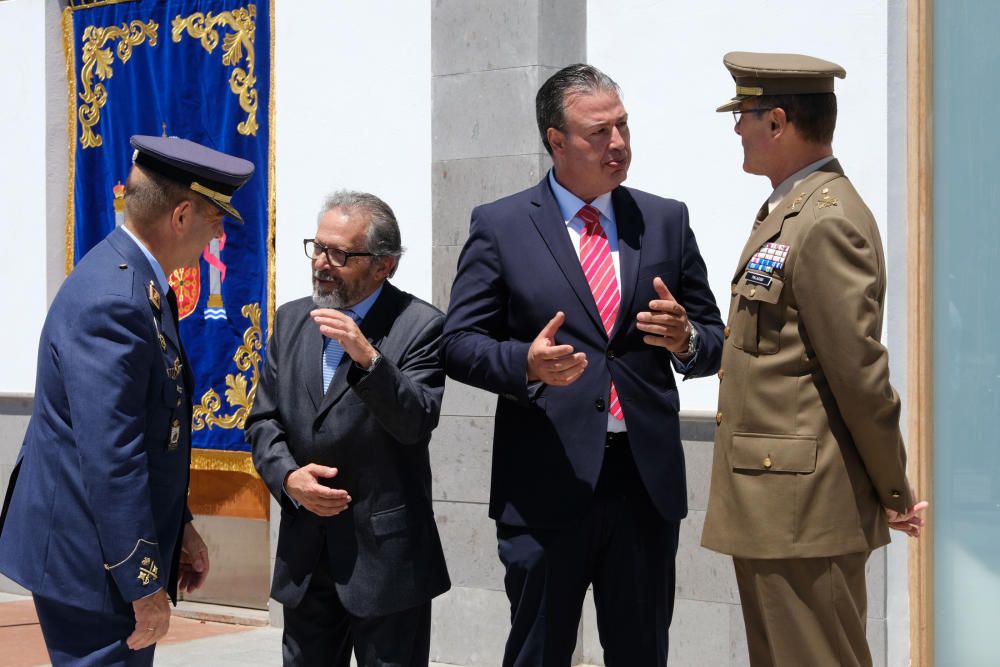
[429,2,585,665]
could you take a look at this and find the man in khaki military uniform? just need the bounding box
[701,52,928,666]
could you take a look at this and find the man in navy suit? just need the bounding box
[0,135,253,665]
[442,64,724,666]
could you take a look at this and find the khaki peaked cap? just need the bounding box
[716,52,846,112]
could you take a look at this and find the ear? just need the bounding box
[169,199,195,235]
[546,127,566,154]
[376,256,397,281]
[770,108,788,137]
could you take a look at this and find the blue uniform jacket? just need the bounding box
[0,226,193,613]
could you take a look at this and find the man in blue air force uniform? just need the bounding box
[0,135,253,665]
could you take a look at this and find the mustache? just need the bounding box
[313,270,338,282]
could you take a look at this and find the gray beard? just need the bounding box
[312,283,346,309]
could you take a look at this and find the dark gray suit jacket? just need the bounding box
[246,282,450,618]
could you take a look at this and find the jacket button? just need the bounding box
[890,489,901,499]
[718,369,725,380]
[607,349,616,359]
[715,411,722,425]
[763,456,773,469]
[595,399,606,412]
[731,284,737,296]
[749,287,757,297]
[724,326,731,339]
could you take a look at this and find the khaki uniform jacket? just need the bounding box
[701,160,912,559]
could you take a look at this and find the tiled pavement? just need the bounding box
[0,593,462,667]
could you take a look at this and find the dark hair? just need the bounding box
[123,164,197,228]
[536,64,622,155]
[759,92,837,145]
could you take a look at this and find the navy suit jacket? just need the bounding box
[247,284,450,618]
[442,178,723,528]
[0,226,193,614]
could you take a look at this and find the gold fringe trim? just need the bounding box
[63,7,77,276]
[191,449,260,479]
[267,0,276,336]
[67,0,139,11]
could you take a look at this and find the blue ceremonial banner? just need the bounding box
[65,0,273,475]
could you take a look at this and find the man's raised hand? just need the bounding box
[526,311,587,386]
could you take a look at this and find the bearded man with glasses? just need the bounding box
[247,191,450,667]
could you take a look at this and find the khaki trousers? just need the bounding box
[733,552,872,667]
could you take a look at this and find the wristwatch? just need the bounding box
[685,323,699,357]
[363,352,382,373]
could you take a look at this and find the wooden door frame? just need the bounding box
[907,1,934,664]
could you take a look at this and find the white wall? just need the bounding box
[274,1,432,309]
[0,0,47,393]
[588,0,889,412]
[0,1,433,392]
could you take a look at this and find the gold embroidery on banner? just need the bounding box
[191,449,261,479]
[63,8,78,275]
[267,0,276,332]
[77,19,158,149]
[192,303,262,431]
[171,5,259,136]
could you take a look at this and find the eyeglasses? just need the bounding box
[303,239,375,267]
[732,107,775,123]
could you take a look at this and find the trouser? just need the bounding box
[733,551,873,667]
[497,435,680,667]
[281,545,432,667]
[33,593,155,667]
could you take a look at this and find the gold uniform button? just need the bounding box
[890,490,901,499]
[763,457,773,469]
[749,287,757,297]
[730,284,737,296]
[718,369,725,380]
[715,411,722,425]
[724,326,731,339]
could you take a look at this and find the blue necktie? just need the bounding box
[322,310,357,393]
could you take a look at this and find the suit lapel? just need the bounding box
[610,187,642,339]
[528,179,606,334]
[302,321,325,410]
[732,160,845,282]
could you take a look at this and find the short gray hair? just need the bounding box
[318,190,405,275]
[536,64,622,155]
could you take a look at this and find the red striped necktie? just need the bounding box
[578,204,623,420]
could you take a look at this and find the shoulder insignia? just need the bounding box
[148,281,161,311]
[816,194,840,209]
[137,557,159,586]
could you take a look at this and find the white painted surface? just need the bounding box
[0,1,433,391]
[588,0,889,413]
[0,0,46,393]
[274,1,432,309]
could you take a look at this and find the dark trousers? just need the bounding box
[33,594,154,667]
[734,552,872,667]
[282,546,432,667]
[497,436,680,667]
